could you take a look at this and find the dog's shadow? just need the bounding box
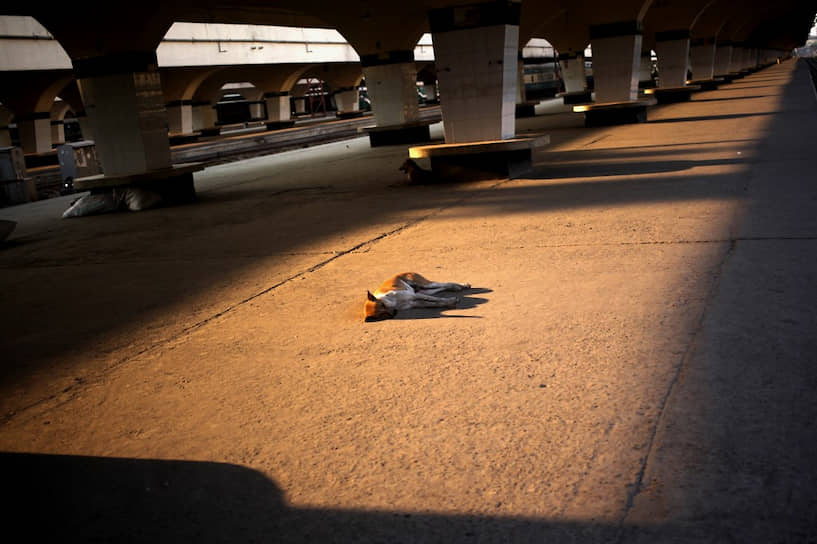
[393,287,492,320]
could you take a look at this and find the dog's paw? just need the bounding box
[446,297,458,307]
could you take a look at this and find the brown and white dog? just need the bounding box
[364,272,470,321]
[399,159,437,185]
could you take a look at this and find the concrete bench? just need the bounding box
[573,97,657,127]
[73,162,203,205]
[687,78,722,91]
[643,85,701,104]
[409,135,549,182]
[559,91,593,105]
[361,120,434,147]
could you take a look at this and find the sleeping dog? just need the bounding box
[364,272,470,321]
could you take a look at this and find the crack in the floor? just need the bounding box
[613,234,742,539]
[1,177,512,426]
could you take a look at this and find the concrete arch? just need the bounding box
[297,64,363,93]
[32,4,173,61]
[49,99,73,122]
[219,83,263,102]
[161,67,225,103]
[0,71,73,116]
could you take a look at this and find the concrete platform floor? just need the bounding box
[1,60,816,542]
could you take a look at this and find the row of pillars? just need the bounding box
[6,1,787,182]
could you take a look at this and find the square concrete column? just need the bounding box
[690,40,716,80]
[654,31,690,87]
[714,43,733,76]
[429,1,520,143]
[16,113,52,154]
[75,113,93,141]
[192,101,218,135]
[50,120,65,146]
[360,52,420,127]
[0,107,11,147]
[589,22,643,103]
[559,53,588,94]
[264,92,292,122]
[166,101,193,134]
[75,53,171,176]
[333,88,359,113]
[729,45,746,73]
[638,50,654,88]
[516,57,527,103]
[423,82,438,102]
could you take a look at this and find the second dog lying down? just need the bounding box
[399,159,437,185]
[364,272,471,321]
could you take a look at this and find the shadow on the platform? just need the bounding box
[0,451,706,543]
[690,94,778,102]
[393,287,491,320]
[529,156,744,179]
[647,111,777,124]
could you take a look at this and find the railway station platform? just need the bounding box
[1,59,816,542]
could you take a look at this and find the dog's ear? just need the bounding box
[367,291,378,302]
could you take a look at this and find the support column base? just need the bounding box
[559,91,593,105]
[73,163,203,208]
[515,101,540,118]
[644,85,700,104]
[363,121,433,147]
[687,79,720,91]
[574,98,656,128]
[408,136,549,182]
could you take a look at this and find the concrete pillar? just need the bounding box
[191,101,218,135]
[690,39,716,81]
[429,0,520,143]
[16,113,52,154]
[75,112,93,141]
[516,57,527,103]
[638,50,654,88]
[746,48,759,70]
[728,45,745,74]
[75,52,171,176]
[333,88,359,113]
[589,22,643,103]
[50,119,65,146]
[714,43,733,76]
[654,31,690,87]
[166,100,193,134]
[423,82,438,102]
[558,53,588,93]
[0,106,10,146]
[263,92,292,122]
[360,51,420,127]
[248,101,266,120]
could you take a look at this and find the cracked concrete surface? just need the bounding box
[1,61,816,542]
